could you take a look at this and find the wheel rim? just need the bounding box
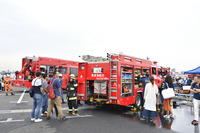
[136,96,141,107]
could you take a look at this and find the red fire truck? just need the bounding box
[77,54,168,108]
[12,56,78,89]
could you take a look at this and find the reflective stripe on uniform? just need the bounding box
[69,109,73,111]
[69,97,77,100]
[70,88,75,90]
[74,84,78,87]
[162,83,165,89]
[74,109,78,111]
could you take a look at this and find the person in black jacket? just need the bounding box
[66,74,78,115]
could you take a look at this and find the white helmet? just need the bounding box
[69,74,75,79]
[59,74,62,77]
[7,74,10,77]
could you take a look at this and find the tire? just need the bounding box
[135,93,142,109]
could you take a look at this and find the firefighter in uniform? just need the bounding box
[4,74,14,96]
[139,74,150,105]
[66,74,78,115]
[160,76,166,104]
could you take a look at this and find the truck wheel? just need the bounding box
[135,93,142,109]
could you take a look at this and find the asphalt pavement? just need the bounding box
[0,87,199,133]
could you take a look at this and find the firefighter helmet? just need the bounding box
[59,74,62,77]
[69,74,75,79]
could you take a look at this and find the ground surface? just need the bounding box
[0,87,198,133]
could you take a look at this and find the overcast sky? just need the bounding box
[0,0,199,72]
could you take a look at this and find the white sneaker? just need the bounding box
[31,118,35,121]
[163,115,167,118]
[170,114,175,119]
[167,115,170,119]
[163,115,170,119]
[44,111,48,114]
[35,118,42,122]
[41,114,45,117]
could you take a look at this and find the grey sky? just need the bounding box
[0,0,200,72]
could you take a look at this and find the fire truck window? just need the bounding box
[48,66,55,78]
[40,68,45,72]
[60,68,67,74]
[143,69,150,75]
[40,65,46,74]
[121,67,133,98]
[158,69,162,77]
[49,66,55,72]
[70,68,78,77]
[165,70,168,75]
[152,67,156,75]
[135,68,142,89]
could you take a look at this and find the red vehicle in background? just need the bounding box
[77,53,169,109]
[153,62,170,85]
[12,56,78,89]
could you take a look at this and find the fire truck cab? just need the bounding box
[12,56,78,89]
[78,54,165,108]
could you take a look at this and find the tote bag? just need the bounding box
[161,83,175,99]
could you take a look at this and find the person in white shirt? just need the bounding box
[141,76,158,123]
[31,72,43,123]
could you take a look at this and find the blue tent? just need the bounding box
[184,66,200,74]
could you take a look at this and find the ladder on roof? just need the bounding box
[109,60,118,100]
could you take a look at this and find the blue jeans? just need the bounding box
[142,108,156,119]
[31,93,42,119]
[42,94,49,114]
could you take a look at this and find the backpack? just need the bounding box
[29,79,37,98]
[47,79,57,99]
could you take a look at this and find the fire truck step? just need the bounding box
[95,99,108,101]
[109,97,117,100]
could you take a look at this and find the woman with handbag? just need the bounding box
[163,75,175,119]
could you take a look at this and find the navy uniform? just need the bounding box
[160,81,165,103]
[139,76,150,95]
[66,74,78,115]
[139,75,150,105]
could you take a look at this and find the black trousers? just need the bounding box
[51,104,58,117]
[68,98,78,113]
